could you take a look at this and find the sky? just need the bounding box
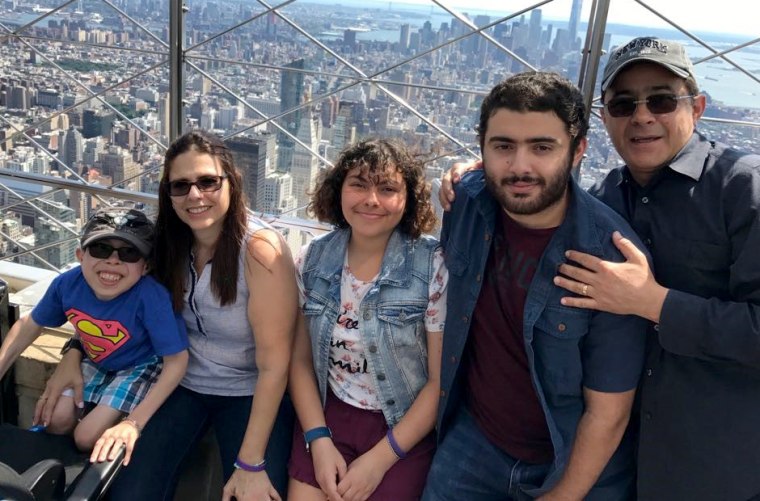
[321,0,760,38]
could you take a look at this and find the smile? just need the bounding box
[98,272,122,283]
[187,206,211,214]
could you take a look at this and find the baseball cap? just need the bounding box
[80,208,155,257]
[601,37,697,92]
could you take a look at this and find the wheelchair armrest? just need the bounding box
[64,445,125,501]
[21,459,65,501]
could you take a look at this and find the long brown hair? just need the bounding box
[154,130,248,310]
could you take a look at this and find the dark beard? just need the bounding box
[485,152,573,215]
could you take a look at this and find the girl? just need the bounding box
[288,138,448,501]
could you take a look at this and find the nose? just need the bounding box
[364,187,380,206]
[186,183,203,199]
[105,249,122,263]
[630,99,656,124]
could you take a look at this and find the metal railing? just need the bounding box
[0,0,758,271]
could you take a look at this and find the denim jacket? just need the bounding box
[438,171,648,499]
[301,228,440,426]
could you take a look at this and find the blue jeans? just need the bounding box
[422,407,551,501]
[108,385,294,501]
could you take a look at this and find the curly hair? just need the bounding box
[154,129,248,310]
[309,138,436,238]
[478,72,589,151]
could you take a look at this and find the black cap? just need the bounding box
[81,208,155,257]
[602,37,697,92]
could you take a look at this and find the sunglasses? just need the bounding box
[167,175,228,197]
[87,242,144,263]
[605,94,694,118]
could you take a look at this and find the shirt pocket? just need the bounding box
[533,307,588,397]
[444,243,469,277]
[378,302,427,348]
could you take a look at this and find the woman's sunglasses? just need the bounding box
[605,94,694,118]
[167,175,228,197]
[87,242,144,263]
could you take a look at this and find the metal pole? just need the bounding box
[169,0,186,142]
[581,0,611,112]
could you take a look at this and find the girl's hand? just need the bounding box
[310,438,347,501]
[90,420,140,465]
[222,469,281,501]
[336,447,395,501]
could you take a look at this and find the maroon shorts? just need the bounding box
[288,390,436,500]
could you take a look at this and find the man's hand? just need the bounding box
[554,231,667,322]
[33,350,84,427]
[222,469,281,501]
[439,160,482,211]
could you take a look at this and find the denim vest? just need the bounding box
[301,228,439,426]
[439,171,648,500]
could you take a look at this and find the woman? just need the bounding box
[287,138,448,501]
[35,130,297,501]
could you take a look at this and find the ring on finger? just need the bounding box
[581,284,589,296]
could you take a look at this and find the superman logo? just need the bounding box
[66,308,131,363]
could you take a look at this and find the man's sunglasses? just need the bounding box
[167,175,228,197]
[87,242,144,263]
[605,94,694,118]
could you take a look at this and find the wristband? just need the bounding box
[303,426,332,452]
[233,457,266,472]
[385,429,407,460]
[60,337,84,356]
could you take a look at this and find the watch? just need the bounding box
[60,337,85,356]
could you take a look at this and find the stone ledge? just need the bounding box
[14,328,70,427]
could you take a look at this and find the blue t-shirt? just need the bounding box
[32,267,188,371]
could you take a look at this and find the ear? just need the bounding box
[76,247,84,263]
[691,94,707,123]
[572,137,588,168]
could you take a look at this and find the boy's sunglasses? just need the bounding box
[87,242,144,263]
[167,175,228,197]
[605,94,694,118]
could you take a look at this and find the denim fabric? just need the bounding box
[108,385,294,501]
[422,407,550,501]
[437,172,647,499]
[300,228,439,426]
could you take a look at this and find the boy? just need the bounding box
[0,208,188,465]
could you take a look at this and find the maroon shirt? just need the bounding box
[464,210,556,464]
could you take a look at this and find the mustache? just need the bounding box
[500,175,544,186]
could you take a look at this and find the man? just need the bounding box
[552,37,760,500]
[422,72,649,501]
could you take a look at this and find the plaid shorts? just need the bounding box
[80,356,163,414]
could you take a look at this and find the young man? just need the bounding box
[0,208,188,466]
[422,72,649,500]
[554,37,760,500]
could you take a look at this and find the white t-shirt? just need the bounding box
[296,244,448,410]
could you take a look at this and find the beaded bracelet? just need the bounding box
[234,457,267,473]
[385,429,407,460]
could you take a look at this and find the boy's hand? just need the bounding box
[34,350,84,427]
[90,420,139,465]
[439,160,481,210]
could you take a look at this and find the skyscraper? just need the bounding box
[568,0,583,51]
[227,133,275,210]
[278,58,305,171]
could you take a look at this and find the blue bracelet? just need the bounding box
[233,457,266,472]
[386,429,407,459]
[303,426,332,452]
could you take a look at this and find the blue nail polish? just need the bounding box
[29,424,46,432]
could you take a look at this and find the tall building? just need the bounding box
[278,59,305,171]
[35,202,77,269]
[60,125,83,171]
[82,108,114,139]
[568,0,583,51]
[399,24,411,52]
[290,114,320,217]
[226,133,275,210]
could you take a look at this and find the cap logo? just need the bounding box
[614,38,668,61]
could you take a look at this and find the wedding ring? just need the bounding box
[581,284,588,296]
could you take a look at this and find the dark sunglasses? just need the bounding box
[87,242,144,263]
[605,94,694,118]
[167,175,228,197]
